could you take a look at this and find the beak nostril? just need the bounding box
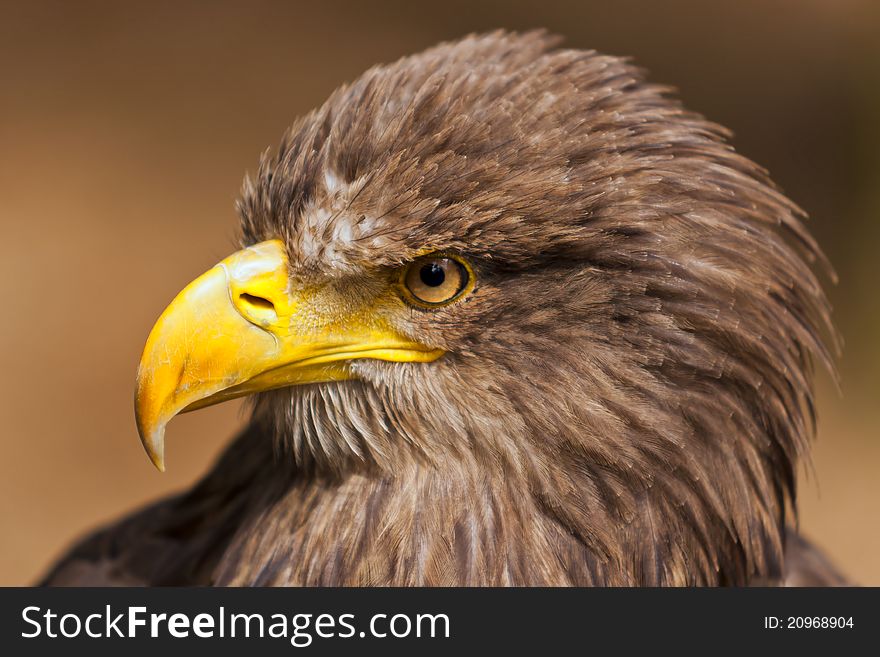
[239,293,276,313]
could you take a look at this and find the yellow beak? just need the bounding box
[135,239,442,471]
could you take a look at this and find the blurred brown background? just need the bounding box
[1,0,877,585]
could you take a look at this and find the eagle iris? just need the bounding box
[401,256,471,307]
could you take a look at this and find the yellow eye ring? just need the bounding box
[399,254,474,308]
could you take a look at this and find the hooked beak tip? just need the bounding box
[138,425,166,472]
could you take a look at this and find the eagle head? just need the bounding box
[133,32,836,585]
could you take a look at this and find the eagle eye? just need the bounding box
[401,255,472,307]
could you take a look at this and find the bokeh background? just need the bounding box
[1,0,877,585]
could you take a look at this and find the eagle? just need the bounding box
[42,31,846,586]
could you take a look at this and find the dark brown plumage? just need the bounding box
[43,31,846,586]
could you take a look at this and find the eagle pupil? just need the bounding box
[420,263,446,287]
